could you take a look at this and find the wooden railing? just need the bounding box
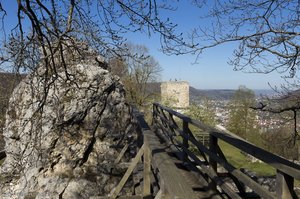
[153,102,300,199]
[108,109,199,199]
[0,110,199,199]
[1,103,299,198]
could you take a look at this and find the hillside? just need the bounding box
[146,83,275,101]
[189,87,236,101]
[145,83,236,100]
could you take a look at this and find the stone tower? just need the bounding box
[161,81,189,108]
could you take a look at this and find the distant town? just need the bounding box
[197,97,283,131]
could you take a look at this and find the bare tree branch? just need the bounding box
[184,0,300,78]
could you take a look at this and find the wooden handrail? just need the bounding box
[134,110,198,199]
[211,131,300,179]
[153,103,300,178]
[155,113,276,198]
[153,102,213,131]
[153,102,300,199]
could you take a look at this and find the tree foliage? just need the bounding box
[227,86,258,138]
[262,126,299,160]
[186,1,300,141]
[187,97,216,127]
[185,97,216,146]
[253,92,300,144]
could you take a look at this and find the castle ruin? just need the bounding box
[161,81,189,108]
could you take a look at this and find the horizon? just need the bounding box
[1,1,289,90]
[124,2,287,90]
[0,71,281,91]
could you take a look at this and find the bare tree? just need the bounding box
[179,0,300,142]
[121,43,162,111]
[0,0,189,75]
[227,86,258,139]
[2,1,300,142]
[0,0,189,138]
[108,57,128,79]
[252,90,300,144]
[2,1,300,90]
[186,0,300,78]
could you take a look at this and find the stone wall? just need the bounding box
[161,81,189,108]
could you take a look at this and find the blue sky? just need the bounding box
[124,1,286,90]
[128,32,285,90]
[0,1,287,90]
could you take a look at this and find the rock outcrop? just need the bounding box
[0,50,137,198]
[0,73,24,150]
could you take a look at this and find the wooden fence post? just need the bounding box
[182,121,189,163]
[152,104,156,126]
[276,169,295,199]
[168,113,176,137]
[114,144,129,164]
[209,134,218,190]
[110,145,145,199]
[143,143,151,198]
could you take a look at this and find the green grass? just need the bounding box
[219,140,276,176]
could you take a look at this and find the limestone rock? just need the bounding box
[0,60,137,198]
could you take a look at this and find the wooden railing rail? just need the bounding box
[153,102,300,199]
[134,109,198,199]
[109,109,198,199]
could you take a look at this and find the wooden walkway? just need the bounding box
[154,136,223,199]
[1,103,300,199]
[132,109,223,199]
[131,109,220,199]
[151,103,300,199]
